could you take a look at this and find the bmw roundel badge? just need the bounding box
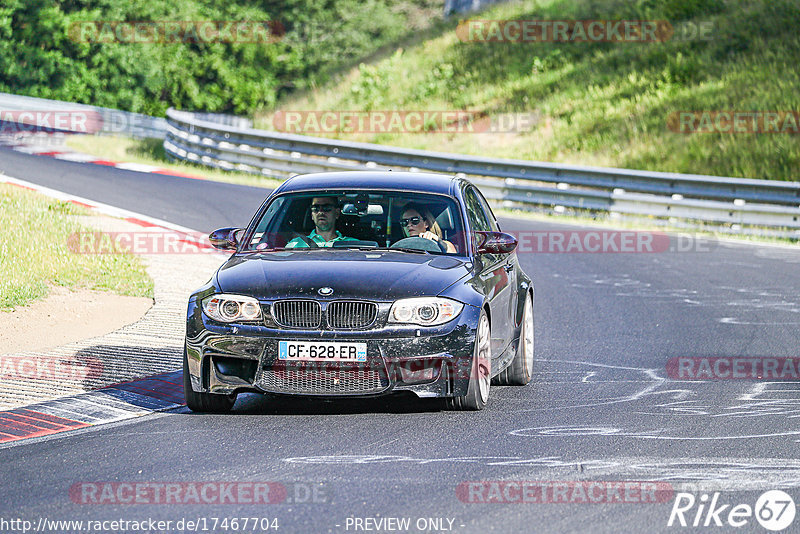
[318,287,334,296]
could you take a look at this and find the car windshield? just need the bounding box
[244,190,466,255]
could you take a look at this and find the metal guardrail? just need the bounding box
[165,108,800,234]
[0,92,168,139]
[0,93,251,140]
[4,90,793,234]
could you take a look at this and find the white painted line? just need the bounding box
[0,173,206,236]
[113,162,162,173]
[12,146,62,155]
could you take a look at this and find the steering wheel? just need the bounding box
[390,236,447,253]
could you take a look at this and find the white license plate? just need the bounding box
[278,341,367,362]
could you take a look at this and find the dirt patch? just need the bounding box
[0,286,153,355]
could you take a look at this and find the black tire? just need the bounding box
[445,311,491,411]
[493,292,534,386]
[183,348,237,413]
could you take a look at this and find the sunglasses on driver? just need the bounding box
[310,204,336,213]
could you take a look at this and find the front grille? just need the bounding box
[327,301,378,329]
[272,300,321,329]
[258,364,387,394]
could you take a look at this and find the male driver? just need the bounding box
[285,196,358,248]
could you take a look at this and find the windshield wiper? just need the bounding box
[332,244,379,250]
[332,240,379,249]
[383,247,431,255]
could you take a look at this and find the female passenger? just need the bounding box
[399,202,457,253]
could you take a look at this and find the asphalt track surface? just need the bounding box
[2,146,800,533]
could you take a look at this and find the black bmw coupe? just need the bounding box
[184,171,534,411]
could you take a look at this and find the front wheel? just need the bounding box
[183,348,237,413]
[493,292,533,386]
[445,311,491,411]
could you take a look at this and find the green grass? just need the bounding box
[0,184,154,310]
[64,135,281,189]
[258,0,800,181]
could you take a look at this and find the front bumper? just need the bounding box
[185,300,480,399]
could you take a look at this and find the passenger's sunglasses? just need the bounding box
[399,216,423,227]
[310,204,336,213]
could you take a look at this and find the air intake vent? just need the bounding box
[259,364,387,394]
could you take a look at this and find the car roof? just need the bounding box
[277,171,459,196]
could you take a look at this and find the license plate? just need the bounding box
[278,341,367,362]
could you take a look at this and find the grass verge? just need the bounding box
[0,184,154,310]
[258,0,800,182]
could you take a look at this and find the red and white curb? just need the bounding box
[0,174,209,238]
[0,371,184,445]
[0,136,205,180]
[0,174,228,444]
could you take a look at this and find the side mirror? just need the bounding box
[209,227,242,251]
[475,231,517,255]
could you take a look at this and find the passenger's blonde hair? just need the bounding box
[402,202,444,239]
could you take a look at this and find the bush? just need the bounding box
[0,0,441,115]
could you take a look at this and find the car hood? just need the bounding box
[215,250,472,301]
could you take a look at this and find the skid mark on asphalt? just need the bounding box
[281,454,800,490]
[519,359,800,442]
[564,273,800,321]
[277,361,800,488]
[0,371,184,445]
[511,426,800,441]
[522,358,665,412]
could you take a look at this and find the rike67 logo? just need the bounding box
[668,490,796,531]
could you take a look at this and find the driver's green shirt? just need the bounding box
[285,230,358,248]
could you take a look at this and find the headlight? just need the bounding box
[388,297,463,326]
[203,294,263,323]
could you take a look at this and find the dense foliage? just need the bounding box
[0,0,440,115]
[3,0,798,179]
[267,0,800,180]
